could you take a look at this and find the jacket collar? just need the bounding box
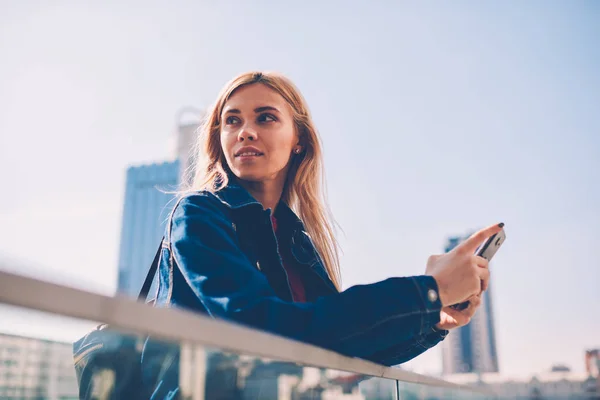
[213,179,262,210]
[213,178,304,230]
[214,178,337,294]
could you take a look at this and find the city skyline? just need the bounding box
[0,112,594,378]
[1,1,598,377]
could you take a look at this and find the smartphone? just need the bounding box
[449,228,506,311]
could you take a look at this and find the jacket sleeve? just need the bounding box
[169,194,445,360]
[363,328,449,366]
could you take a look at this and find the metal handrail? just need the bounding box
[0,269,490,394]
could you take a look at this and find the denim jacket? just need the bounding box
[153,181,448,366]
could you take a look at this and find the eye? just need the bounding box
[257,113,276,123]
[225,116,240,125]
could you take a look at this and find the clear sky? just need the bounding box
[1,1,598,377]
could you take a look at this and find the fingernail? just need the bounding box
[498,222,505,228]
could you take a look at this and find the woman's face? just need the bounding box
[220,83,300,184]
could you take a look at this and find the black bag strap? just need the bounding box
[138,238,164,301]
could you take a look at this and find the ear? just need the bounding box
[291,136,302,153]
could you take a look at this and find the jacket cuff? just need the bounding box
[413,328,449,353]
[410,275,444,335]
[427,326,449,343]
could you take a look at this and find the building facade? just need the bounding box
[441,234,500,375]
[0,333,78,399]
[116,160,180,297]
[446,370,598,400]
[117,110,204,298]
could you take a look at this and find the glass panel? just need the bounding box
[0,305,86,400]
[358,376,397,400]
[201,353,397,399]
[397,380,496,400]
[1,302,488,400]
[1,304,397,399]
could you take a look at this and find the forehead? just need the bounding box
[223,83,288,111]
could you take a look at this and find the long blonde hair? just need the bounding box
[184,71,341,291]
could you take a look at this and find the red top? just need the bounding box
[271,215,307,303]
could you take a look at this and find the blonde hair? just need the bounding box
[184,71,341,291]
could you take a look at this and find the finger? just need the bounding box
[477,266,490,293]
[457,223,504,254]
[473,255,490,291]
[473,255,489,269]
[469,294,482,308]
[443,306,471,325]
[456,295,482,318]
[463,296,482,318]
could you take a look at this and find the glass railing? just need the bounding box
[0,270,497,399]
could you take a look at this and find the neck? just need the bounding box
[237,176,286,213]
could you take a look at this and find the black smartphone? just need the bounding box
[449,228,506,311]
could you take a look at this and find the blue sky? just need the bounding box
[0,1,598,377]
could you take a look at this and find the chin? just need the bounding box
[230,169,267,183]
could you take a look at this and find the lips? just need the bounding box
[235,146,264,157]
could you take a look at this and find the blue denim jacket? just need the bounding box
[153,181,447,366]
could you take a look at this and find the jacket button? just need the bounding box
[427,289,438,303]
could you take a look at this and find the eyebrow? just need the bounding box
[223,106,281,115]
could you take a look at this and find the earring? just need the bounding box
[294,148,301,154]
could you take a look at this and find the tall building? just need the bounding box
[116,160,180,297]
[175,107,205,184]
[0,332,78,399]
[441,234,500,375]
[117,109,204,297]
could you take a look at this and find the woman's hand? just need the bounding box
[435,294,482,330]
[425,223,503,307]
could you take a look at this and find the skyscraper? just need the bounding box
[116,160,180,297]
[441,234,500,375]
[175,107,205,184]
[116,109,203,297]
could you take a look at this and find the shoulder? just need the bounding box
[171,190,232,222]
[168,190,237,243]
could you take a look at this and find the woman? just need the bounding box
[153,71,501,366]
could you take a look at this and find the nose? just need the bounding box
[237,126,257,142]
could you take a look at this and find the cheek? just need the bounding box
[270,150,292,168]
[275,125,297,149]
[269,135,296,167]
[220,131,234,159]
